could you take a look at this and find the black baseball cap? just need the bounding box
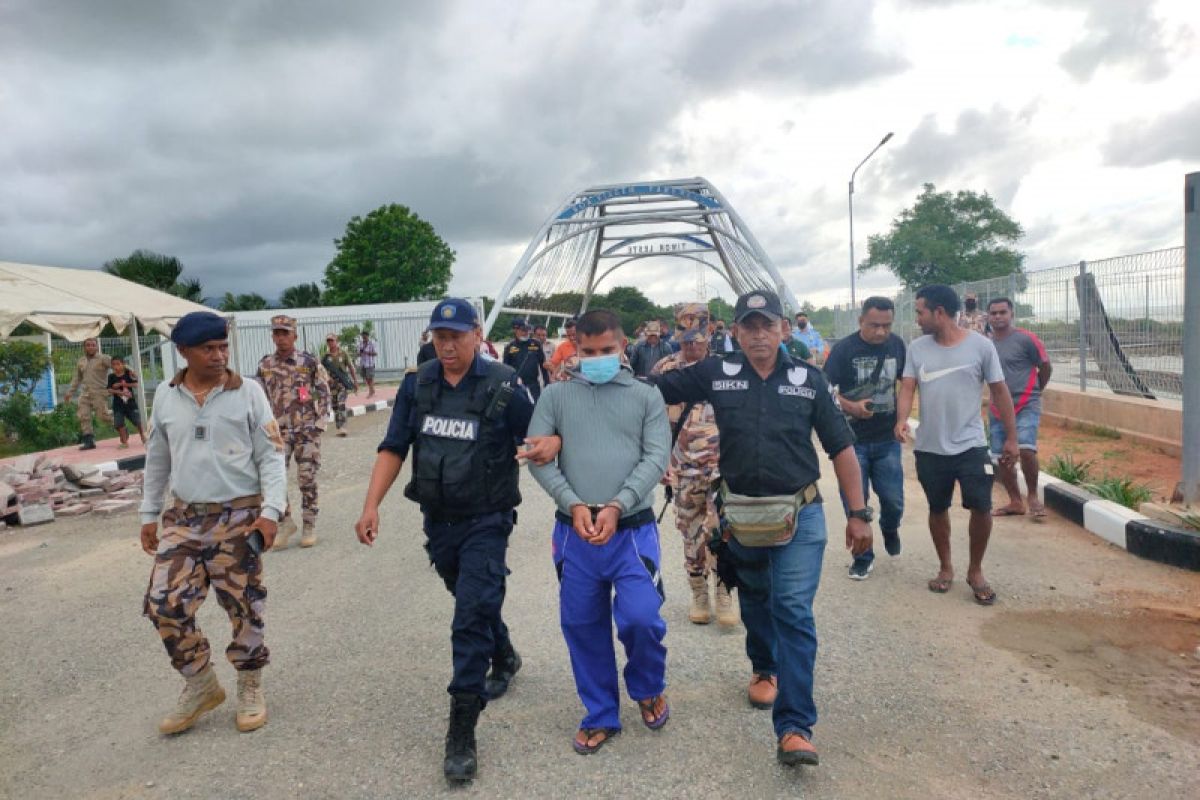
[734,290,784,323]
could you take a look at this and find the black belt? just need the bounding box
[425,509,515,525]
[554,507,655,530]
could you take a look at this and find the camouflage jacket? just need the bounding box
[650,352,720,480]
[255,350,331,431]
[69,353,113,393]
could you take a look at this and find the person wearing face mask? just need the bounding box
[957,291,988,334]
[527,309,672,756]
[791,311,826,364]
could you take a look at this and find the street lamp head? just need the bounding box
[880,132,894,146]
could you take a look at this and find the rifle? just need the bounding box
[657,400,697,523]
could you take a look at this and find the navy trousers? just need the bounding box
[424,510,515,698]
[552,519,668,730]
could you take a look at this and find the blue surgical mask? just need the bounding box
[579,354,621,384]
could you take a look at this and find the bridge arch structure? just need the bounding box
[484,177,799,333]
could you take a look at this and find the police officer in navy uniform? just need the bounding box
[502,318,546,401]
[355,298,534,783]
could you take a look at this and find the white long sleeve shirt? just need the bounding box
[139,369,288,524]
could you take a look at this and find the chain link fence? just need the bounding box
[830,246,1185,400]
[49,334,168,399]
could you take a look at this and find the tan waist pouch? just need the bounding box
[717,482,819,548]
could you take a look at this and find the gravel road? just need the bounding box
[2,410,1197,799]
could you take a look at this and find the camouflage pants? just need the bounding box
[143,506,269,677]
[331,383,348,430]
[76,387,113,435]
[282,426,322,525]
[674,477,718,577]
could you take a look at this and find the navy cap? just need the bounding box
[734,290,784,323]
[428,298,479,332]
[511,318,530,330]
[171,311,228,346]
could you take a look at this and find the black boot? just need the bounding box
[484,645,522,700]
[79,434,96,451]
[444,693,483,782]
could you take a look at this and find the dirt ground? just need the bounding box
[1036,420,1181,502]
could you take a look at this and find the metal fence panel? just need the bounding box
[830,247,1184,400]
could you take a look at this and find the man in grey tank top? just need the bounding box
[895,285,1018,606]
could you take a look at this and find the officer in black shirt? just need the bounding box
[502,318,546,401]
[355,298,534,784]
[650,289,872,769]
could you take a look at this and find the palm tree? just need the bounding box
[170,277,205,303]
[219,292,270,311]
[280,282,323,309]
[103,250,184,292]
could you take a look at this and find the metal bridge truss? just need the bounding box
[484,177,798,333]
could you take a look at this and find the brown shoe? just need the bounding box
[747,673,777,709]
[687,574,712,624]
[777,731,819,766]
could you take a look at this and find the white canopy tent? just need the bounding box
[0,261,219,417]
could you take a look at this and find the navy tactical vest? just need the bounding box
[403,359,522,515]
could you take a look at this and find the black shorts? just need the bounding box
[113,404,141,429]
[915,446,994,513]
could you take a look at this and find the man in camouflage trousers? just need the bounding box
[62,337,113,450]
[140,311,287,735]
[256,315,331,549]
[322,333,358,438]
[651,303,737,627]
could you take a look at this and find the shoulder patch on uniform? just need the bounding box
[787,367,808,385]
[262,418,285,453]
[721,360,743,376]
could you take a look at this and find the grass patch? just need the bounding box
[1046,454,1094,486]
[1083,476,1155,510]
[1074,422,1122,440]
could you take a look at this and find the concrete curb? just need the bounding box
[907,419,1200,571]
[347,398,395,417]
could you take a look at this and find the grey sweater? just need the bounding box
[528,367,670,515]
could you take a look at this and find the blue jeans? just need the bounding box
[840,439,905,565]
[728,502,826,740]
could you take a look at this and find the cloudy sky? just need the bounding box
[2,0,1197,308]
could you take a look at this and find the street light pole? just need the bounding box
[848,131,894,309]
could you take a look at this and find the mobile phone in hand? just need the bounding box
[248,530,265,555]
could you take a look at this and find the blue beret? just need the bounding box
[172,311,228,346]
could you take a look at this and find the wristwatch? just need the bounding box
[847,506,874,523]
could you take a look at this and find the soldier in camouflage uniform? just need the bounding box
[322,334,358,438]
[62,337,114,450]
[650,303,738,627]
[256,315,331,549]
[139,311,287,735]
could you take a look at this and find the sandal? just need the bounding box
[968,581,997,606]
[637,695,670,730]
[573,727,620,755]
[927,576,953,593]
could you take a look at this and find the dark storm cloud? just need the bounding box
[1056,0,1188,82]
[1101,99,1200,167]
[875,105,1040,207]
[677,0,908,92]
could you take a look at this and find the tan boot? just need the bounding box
[235,669,268,732]
[299,522,317,548]
[748,673,778,710]
[713,575,739,627]
[273,517,296,551]
[687,574,712,624]
[158,665,225,735]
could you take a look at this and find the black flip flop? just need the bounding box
[968,582,997,606]
[573,727,620,755]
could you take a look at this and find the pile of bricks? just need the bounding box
[0,454,144,531]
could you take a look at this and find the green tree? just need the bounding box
[218,292,269,311]
[707,296,735,325]
[170,277,205,303]
[280,282,323,309]
[323,204,455,305]
[859,183,1025,288]
[0,340,51,395]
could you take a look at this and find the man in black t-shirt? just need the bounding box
[824,296,907,581]
[106,355,145,447]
